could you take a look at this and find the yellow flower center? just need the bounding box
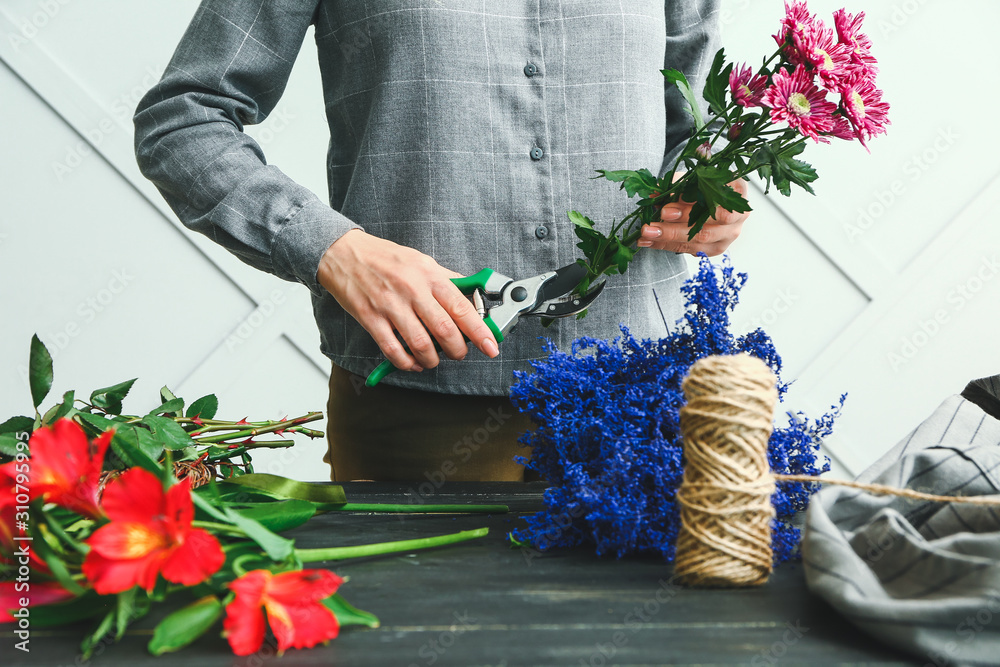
[118,523,169,558]
[849,90,866,119]
[788,92,811,116]
[818,49,834,71]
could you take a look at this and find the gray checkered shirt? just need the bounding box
[134,0,721,395]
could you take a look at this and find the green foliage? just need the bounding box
[703,48,734,118]
[29,334,53,410]
[662,68,705,130]
[187,394,219,420]
[148,596,223,656]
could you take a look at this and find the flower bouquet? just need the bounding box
[573,1,889,290]
[509,255,843,563]
[1,336,502,657]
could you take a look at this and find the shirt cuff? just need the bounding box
[273,198,363,297]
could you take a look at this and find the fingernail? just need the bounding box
[637,240,653,248]
[483,338,499,358]
[661,208,682,222]
[410,364,424,372]
[641,226,662,239]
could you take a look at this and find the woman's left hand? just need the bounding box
[636,178,750,256]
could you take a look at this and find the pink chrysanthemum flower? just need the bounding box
[833,9,879,78]
[839,75,890,148]
[762,65,838,143]
[729,63,767,108]
[792,20,852,90]
[775,1,815,49]
[827,115,856,142]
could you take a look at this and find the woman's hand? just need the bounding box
[317,230,500,372]
[637,178,750,256]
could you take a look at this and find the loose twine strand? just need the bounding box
[674,354,1000,589]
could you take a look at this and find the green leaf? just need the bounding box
[215,474,347,505]
[702,48,733,117]
[0,434,22,457]
[24,591,113,628]
[567,210,595,230]
[75,411,120,435]
[148,596,223,656]
[115,587,149,640]
[224,506,295,561]
[0,415,34,436]
[186,394,219,420]
[696,167,752,215]
[323,593,380,629]
[28,334,54,410]
[90,379,137,416]
[148,398,185,417]
[611,240,636,275]
[30,530,86,597]
[662,68,705,130]
[41,390,76,426]
[595,169,635,183]
[109,424,163,475]
[191,489,294,561]
[230,498,317,532]
[574,225,605,258]
[160,386,179,405]
[81,608,116,660]
[143,415,195,451]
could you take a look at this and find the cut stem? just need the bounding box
[296,527,489,563]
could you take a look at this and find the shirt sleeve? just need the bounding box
[661,0,722,177]
[133,0,360,296]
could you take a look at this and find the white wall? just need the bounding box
[1,1,997,481]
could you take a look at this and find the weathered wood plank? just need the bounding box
[4,483,917,666]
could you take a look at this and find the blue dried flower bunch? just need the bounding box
[509,255,842,563]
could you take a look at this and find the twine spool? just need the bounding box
[675,354,778,588]
[673,354,1000,589]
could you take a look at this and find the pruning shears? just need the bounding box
[365,262,605,387]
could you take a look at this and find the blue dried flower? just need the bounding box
[510,255,840,564]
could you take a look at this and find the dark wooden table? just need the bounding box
[6,483,918,666]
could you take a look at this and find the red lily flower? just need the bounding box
[223,569,343,656]
[29,419,112,519]
[82,467,224,594]
[1,581,76,623]
[0,462,23,556]
[1,462,51,574]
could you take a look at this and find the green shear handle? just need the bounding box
[365,268,505,388]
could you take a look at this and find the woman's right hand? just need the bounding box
[317,229,500,373]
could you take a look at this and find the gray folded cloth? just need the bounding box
[802,375,1000,667]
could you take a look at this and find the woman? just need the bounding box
[134,0,747,482]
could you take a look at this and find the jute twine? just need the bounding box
[97,460,216,500]
[674,353,1000,589]
[675,354,778,588]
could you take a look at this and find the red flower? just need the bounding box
[762,65,838,143]
[1,581,75,623]
[29,419,112,519]
[1,462,51,574]
[223,569,343,656]
[82,468,224,594]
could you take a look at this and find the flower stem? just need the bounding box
[317,503,508,514]
[296,527,489,563]
[191,520,247,536]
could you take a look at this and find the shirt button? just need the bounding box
[530,146,544,160]
[524,62,538,77]
[535,225,549,240]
